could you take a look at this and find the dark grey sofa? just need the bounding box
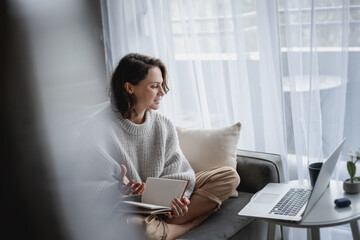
[178,149,285,240]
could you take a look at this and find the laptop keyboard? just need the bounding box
[269,188,311,216]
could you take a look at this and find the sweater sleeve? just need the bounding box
[73,131,126,216]
[159,121,196,198]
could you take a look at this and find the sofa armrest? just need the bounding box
[236,149,284,193]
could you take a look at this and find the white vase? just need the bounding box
[343,179,360,194]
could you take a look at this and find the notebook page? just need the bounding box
[141,177,188,207]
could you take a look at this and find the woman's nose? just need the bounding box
[158,86,165,96]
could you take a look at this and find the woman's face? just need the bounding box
[130,67,165,112]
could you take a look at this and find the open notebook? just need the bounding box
[119,177,190,214]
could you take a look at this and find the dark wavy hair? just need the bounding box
[109,53,169,119]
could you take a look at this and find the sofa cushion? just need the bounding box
[176,123,241,197]
[176,123,241,173]
[177,191,254,240]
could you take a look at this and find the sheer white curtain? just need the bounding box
[280,0,353,239]
[280,0,349,182]
[101,0,287,164]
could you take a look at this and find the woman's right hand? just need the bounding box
[119,164,146,196]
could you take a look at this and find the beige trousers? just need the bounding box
[122,166,240,240]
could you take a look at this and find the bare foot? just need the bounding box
[166,212,212,240]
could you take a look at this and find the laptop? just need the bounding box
[238,138,345,222]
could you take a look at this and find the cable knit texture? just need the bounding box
[74,104,195,213]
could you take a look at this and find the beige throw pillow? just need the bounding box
[176,122,241,197]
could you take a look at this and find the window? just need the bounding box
[170,0,258,61]
[278,0,360,51]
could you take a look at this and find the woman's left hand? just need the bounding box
[167,197,190,218]
[119,164,146,196]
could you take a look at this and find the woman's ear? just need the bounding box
[124,82,134,94]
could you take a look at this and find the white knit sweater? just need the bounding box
[74,104,195,212]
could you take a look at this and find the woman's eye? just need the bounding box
[151,85,159,89]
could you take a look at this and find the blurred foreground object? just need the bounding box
[1,0,142,239]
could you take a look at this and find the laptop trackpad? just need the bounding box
[254,193,280,204]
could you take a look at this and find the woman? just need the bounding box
[76,53,240,240]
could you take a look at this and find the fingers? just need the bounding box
[171,202,180,217]
[132,182,146,195]
[119,165,145,196]
[176,198,188,214]
[171,198,188,217]
[120,180,146,196]
[122,180,134,195]
[181,197,190,205]
[126,179,134,188]
[120,164,127,183]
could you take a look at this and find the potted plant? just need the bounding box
[343,148,360,194]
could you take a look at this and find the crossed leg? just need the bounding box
[166,195,217,240]
[165,166,240,239]
[124,167,240,240]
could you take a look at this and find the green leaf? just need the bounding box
[347,161,356,180]
[355,177,360,181]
